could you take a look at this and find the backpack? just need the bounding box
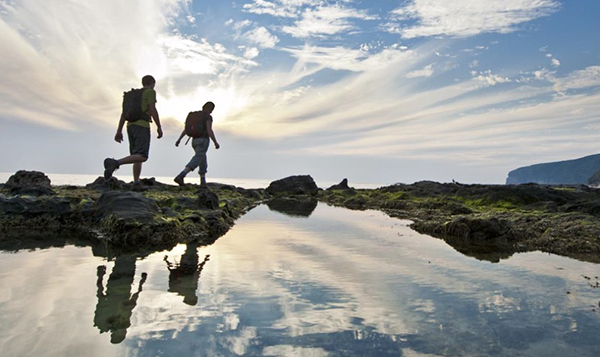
[185,111,210,138]
[121,88,150,122]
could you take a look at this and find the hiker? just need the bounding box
[103,75,163,190]
[173,101,220,187]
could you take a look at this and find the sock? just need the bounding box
[178,170,188,178]
[200,176,207,185]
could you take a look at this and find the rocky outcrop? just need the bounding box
[5,170,55,196]
[0,171,269,252]
[320,181,600,263]
[266,175,319,196]
[327,178,354,191]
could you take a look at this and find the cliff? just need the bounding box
[506,153,600,185]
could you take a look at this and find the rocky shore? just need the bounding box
[1,171,600,263]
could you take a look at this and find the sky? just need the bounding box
[1,0,599,185]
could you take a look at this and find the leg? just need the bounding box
[175,137,209,185]
[133,162,142,182]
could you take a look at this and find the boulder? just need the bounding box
[5,170,55,196]
[95,191,160,222]
[86,176,128,191]
[266,175,318,196]
[94,191,178,248]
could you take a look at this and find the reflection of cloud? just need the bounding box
[387,0,560,38]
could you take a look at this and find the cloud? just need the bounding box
[472,70,512,86]
[243,0,321,18]
[387,0,560,38]
[0,0,255,130]
[406,64,434,78]
[552,66,600,92]
[243,26,279,48]
[281,4,378,38]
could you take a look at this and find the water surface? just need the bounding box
[1,203,599,356]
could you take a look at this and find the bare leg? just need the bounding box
[133,163,142,182]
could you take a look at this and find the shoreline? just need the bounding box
[1,171,599,264]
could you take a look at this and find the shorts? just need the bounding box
[127,124,151,159]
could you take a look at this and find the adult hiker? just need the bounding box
[174,101,220,187]
[103,75,163,190]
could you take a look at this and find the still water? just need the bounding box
[1,203,599,356]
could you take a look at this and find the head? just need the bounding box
[141,75,156,88]
[202,101,215,114]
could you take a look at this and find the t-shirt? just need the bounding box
[129,88,157,128]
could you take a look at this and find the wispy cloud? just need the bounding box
[0,0,254,129]
[386,0,560,38]
[281,4,378,38]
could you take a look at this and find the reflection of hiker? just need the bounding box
[103,75,163,191]
[164,242,210,306]
[174,101,220,187]
[94,255,146,344]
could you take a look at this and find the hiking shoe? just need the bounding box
[174,175,185,186]
[103,158,120,180]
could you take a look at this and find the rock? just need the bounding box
[327,178,353,191]
[0,195,72,216]
[94,191,179,248]
[198,188,219,210]
[266,175,318,196]
[86,176,128,191]
[5,170,54,196]
[95,191,160,222]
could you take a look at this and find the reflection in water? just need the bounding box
[164,242,210,306]
[266,197,318,217]
[1,204,600,356]
[94,255,146,344]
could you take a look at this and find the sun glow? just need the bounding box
[158,85,248,126]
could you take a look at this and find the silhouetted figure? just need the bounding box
[94,255,146,344]
[174,101,220,187]
[103,75,163,191]
[164,242,210,305]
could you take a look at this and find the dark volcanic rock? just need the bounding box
[86,176,128,191]
[0,195,72,216]
[95,191,160,222]
[198,188,219,210]
[5,170,55,196]
[327,178,353,191]
[266,175,319,196]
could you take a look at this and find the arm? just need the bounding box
[114,116,126,143]
[148,102,163,139]
[206,119,220,149]
[175,128,186,147]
